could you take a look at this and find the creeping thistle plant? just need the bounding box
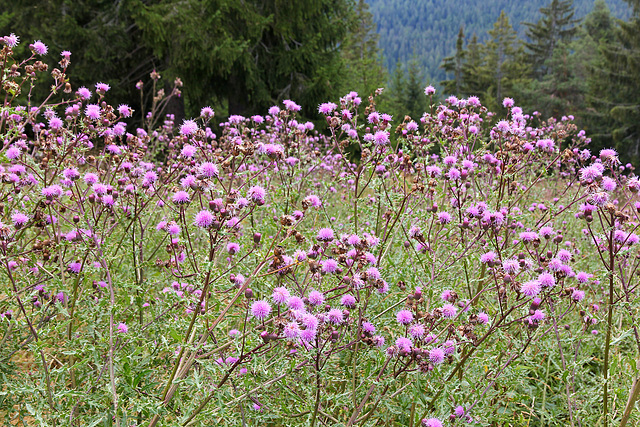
[2,35,640,427]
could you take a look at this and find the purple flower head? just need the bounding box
[308,290,324,306]
[341,294,356,307]
[318,102,337,114]
[424,85,436,95]
[194,210,214,228]
[226,242,240,255]
[572,289,585,302]
[362,321,376,334]
[3,33,19,48]
[396,309,414,325]
[321,258,339,274]
[180,119,198,136]
[317,227,334,242]
[408,323,425,338]
[283,321,301,339]
[248,186,266,203]
[200,106,215,119]
[11,212,29,227]
[287,296,304,310]
[77,86,92,100]
[304,194,322,208]
[250,300,272,320]
[443,339,456,355]
[283,99,301,112]
[373,130,389,146]
[6,145,21,159]
[521,280,541,297]
[272,286,291,305]
[530,309,545,322]
[477,312,490,324]
[538,272,555,288]
[117,322,128,334]
[429,348,445,364]
[396,337,412,352]
[85,104,101,120]
[172,191,190,204]
[327,308,344,325]
[442,304,457,318]
[181,144,197,158]
[199,162,219,178]
[31,40,48,55]
[502,259,520,275]
[480,251,497,264]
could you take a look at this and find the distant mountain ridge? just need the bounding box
[366,0,631,84]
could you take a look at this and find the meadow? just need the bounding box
[1,34,640,426]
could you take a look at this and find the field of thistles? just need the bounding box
[2,35,640,427]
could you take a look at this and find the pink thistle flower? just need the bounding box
[200,106,215,119]
[31,40,48,55]
[502,259,520,275]
[287,296,304,310]
[272,287,290,305]
[172,191,190,204]
[308,290,324,306]
[248,186,266,204]
[530,310,545,322]
[327,308,344,324]
[601,176,616,191]
[422,418,443,427]
[226,242,240,255]
[318,102,337,114]
[503,97,514,108]
[181,144,197,158]
[521,280,541,297]
[367,111,381,124]
[180,119,198,136]
[85,104,101,120]
[428,348,445,364]
[538,272,555,288]
[443,340,456,355]
[424,85,436,95]
[283,99,301,112]
[6,145,21,159]
[11,212,29,228]
[251,300,272,320]
[118,104,132,117]
[3,33,19,48]
[317,227,334,242]
[480,251,497,264]
[477,312,489,324]
[569,288,585,302]
[283,321,300,339]
[373,130,389,146]
[437,211,451,224]
[117,322,128,334]
[442,304,457,318]
[95,82,110,94]
[396,309,414,325]
[341,294,356,307]
[321,258,339,274]
[396,337,412,352]
[194,210,214,228]
[76,87,92,100]
[199,162,219,178]
[408,323,425,338]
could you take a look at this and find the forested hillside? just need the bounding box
[367,0,631,81]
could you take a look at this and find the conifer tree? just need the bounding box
[441,27,466,95]
[524,0,581,77]
[341,0,388,98]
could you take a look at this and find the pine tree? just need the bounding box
[440,27,466,95]
[524,0,581,77]
[480,11,530,110]
[341,0,388,98]
[595,2,640,163]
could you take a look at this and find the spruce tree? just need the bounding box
[341,0,388,98]
[524,0,581,77]
[441,27,466,95]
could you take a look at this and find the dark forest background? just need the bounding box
[1,0,639,163]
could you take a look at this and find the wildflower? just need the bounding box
[85,104,101,120]
[424,85,436,95]
[502,259,520,275]
[283,322,300,339]
[571,289,585,302]
[117,323,128,334]
[199,162,219,178]
[283,99,301,112]
[437,211,451,224]
[367,112,380,124]
[538,272,555,288]
[429,348,445,364]
[31,40,48,55]
[3,33,19,48]
[396,309,414,325]
[521,280,541,297]
[6,145,21,159]
[200,106,215,119]
[396,337,412,352]
[308,290,324,306]
[318,102,337,114]
[408,323,425,338]
[272,286,291,305]
[321,258,339,274]
[341,294,356,307]
[194,210,214,228]
[317,227,334,242]
[180,119,198,136]
[226,242,240,255]
[250,300,272,320]
[68,262,82,274]
[442,304,457,318]
[373,130,389,146]
[12,212,29,227]
[503,97,514,108]
[443,340,456,355]
[248,186,266,204]
[77,87,92,100]
[287,296,304,310]
[172,191,190,204]
[118,104,133,117]
[181,144,197,158]
[327,308,344,324]
[480,251,497,264]
[477,312,489,324]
